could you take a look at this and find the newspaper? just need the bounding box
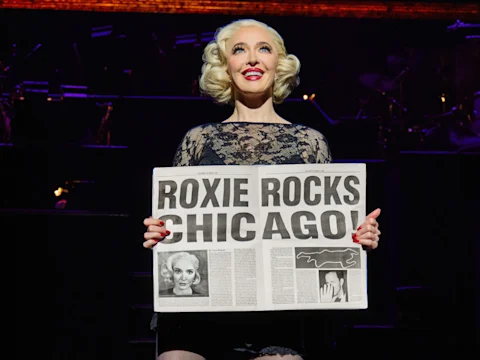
[152,163,367,312]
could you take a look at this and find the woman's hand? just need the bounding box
[353,208,381,250]
[143,216,170,249]
[143,209,382,250]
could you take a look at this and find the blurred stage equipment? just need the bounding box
[357,68,410,151]
[91,25,114,38]
[440,19,480,151]
[303,92,337,125]
[16,80,49,97]
[2,16,479,154]
[53,180,96,210]
[446,19,480,33]
[473,91,480,134]
[96,102,114,145]
[173,32,215,49]
[0,99,12,142]
[61,84,89,99]
[353,19,480,152]
[359,71,409,120]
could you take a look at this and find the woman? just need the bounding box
[159,252,202,296]
[143,19,381,360]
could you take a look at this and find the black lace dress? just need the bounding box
[171,122,331,166]
[152,122,332,359]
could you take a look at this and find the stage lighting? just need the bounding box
[54,187,69,197]
[52,180,95,210]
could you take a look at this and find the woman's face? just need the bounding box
[226,26,279,100]
[173,258,196,290]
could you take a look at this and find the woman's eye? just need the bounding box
[260,46,271,53]
[233,47,244,54]
[187,270,193,275]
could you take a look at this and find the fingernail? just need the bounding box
[353,239,359,243]
[352,234,359,243]
[159,221,164,226]
[160,233,166,237]
[165,230,171,235]
[357,226,362,231]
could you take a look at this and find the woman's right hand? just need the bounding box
[143,217,170,249]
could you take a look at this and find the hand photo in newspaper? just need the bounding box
[319,270,348,303]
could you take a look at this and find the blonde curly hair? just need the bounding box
[160,252,201,285]
[199,19,301,105]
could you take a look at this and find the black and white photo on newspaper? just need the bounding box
[151,163,367,312]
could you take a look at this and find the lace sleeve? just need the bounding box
[172,126,205,166]
[308,128,332,163]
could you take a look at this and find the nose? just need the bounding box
[247,53,258,66]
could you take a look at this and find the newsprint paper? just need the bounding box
[152,163,367,312]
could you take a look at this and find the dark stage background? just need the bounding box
[2,7,479,360]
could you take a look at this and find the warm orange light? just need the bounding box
[54,187,69,197]
[1,1,478,20]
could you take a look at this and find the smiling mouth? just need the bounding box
[243,72,263,81]
[241,68,264,81]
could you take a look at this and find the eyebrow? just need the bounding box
[232,41,272,48]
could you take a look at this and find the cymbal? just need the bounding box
[387,55,411,66]
[359,73,397,92]
[386,54,417,68]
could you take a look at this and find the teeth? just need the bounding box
[244,71,263,77]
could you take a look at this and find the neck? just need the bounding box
[173,287,193,296]
[225,92,288,124]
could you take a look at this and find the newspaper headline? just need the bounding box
[152,163,368,312]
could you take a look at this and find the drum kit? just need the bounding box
[356,57,479,152]
[354,21,480,152]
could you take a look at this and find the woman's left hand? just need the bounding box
[353,208,381,250]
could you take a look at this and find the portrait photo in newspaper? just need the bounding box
[157,250,209,297]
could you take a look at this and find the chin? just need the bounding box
[236,80,272,90]
[240,88,271,97]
